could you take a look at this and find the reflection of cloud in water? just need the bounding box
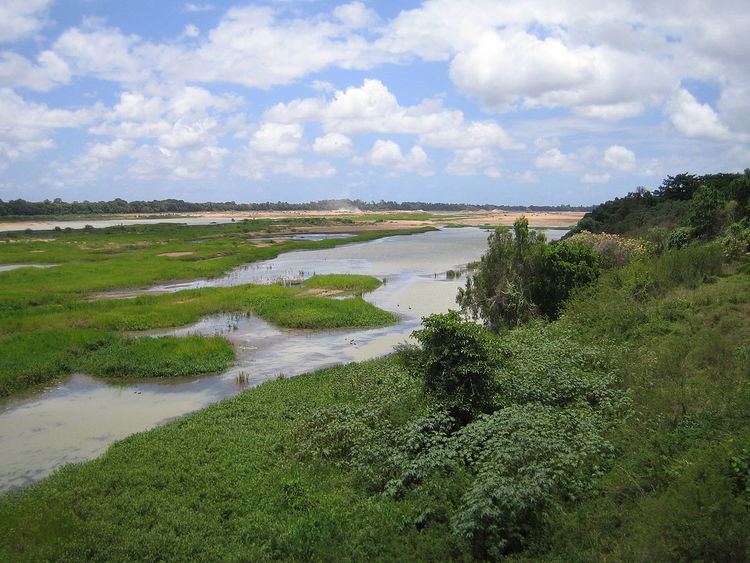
[0,228,566,491]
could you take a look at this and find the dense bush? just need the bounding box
[411,311,497,422]
[458,218,601,328]
[567,231,648,268]
[457,217,546,330]
[532,241,601,318]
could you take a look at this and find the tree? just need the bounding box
[687,184,725,238]
[532,242,600,318]
[412,311,496,423]
[457,217,546,330]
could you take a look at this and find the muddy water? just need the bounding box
[0,228,566,491]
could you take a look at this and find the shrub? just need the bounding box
[532,241,601,318]
[457,218,546,330]
[412,311,497,422]
[458,219,602,328]
[668,227,692,249]
[567,231,648,268]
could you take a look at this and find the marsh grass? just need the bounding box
[78,336,234,378]
[0,220,416,395]
[303,274,382,294]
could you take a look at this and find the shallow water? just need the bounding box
[0,228,566,491]
[0,264,57,272]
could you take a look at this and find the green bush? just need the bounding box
[458,217,601,329]
[668,226,692,249]
[412,311,497,422]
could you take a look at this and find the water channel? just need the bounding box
[0,228,566,491]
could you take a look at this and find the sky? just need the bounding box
[0,0,748,205]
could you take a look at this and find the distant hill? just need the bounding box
[0,198,592,217]
[571,171,750,238]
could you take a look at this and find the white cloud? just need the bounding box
[182,25,200,39]
[266,79,464,136]
[234,155,335,181]
[535,146,596,173]
[535,148,574,172]
[130,144,227,180]
[0,88,98,144]
[361,139,431,175]
[603,144,635,171]
[250,123,303,156]
[90,86,239,147]
[333,2,377,29]
[53,24,156,84]
[446,147,500,177]
[419,120,522,150]
[582,172,610,184]
[0,88,99,168]
[669,88,732,141]
[183,3,215,13]
[313,133,353,157]
[0,0,51,43]
[0,50,70,91]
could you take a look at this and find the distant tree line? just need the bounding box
[0,197,591,217]
[571,171,748,236]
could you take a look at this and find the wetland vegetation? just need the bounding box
[0,219,422,396]
[1,174,749,560]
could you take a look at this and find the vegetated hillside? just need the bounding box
[571,171,749,239]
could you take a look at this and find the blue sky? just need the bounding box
[0,0,748,205]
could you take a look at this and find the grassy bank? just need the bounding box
[0,275,395,396]
[0,221,434,310]
[2,244,746,559]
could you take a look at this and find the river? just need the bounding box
[0,227,566,491]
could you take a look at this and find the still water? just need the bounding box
[0,228,566,491]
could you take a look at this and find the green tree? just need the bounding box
[457,217,546,330]
[532,241,600,318]
[412,311,496,423]
[687,184,725,237]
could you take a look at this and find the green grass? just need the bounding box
[78,336,234,378]
[1,225,746,559]
[0,219,419,396]
[303,274,383,294]
[0,279,396,396]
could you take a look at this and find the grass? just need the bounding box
[78,336,234,379]
[303,274,383,294]
[0,279,396,396]
[1,248,746,559]
[0,219,418,396]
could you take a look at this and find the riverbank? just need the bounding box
[1,249,746,560]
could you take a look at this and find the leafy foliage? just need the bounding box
[458,217,600,328]
[411,311,497,422]
[457,218,546,329]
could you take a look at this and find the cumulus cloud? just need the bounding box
[0,0,52,43]
[313,133,354,157]
[582,172,610,184]
[603,144,636,171]
[250,123,304,156]
[0,50,70,91]
[535,146,596,173]
[361,139,431,175]
[234,155,335,181]
[130,144,227,180]
[669,89,733,141]
[446,147,500,177]
[0,88,100,169]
